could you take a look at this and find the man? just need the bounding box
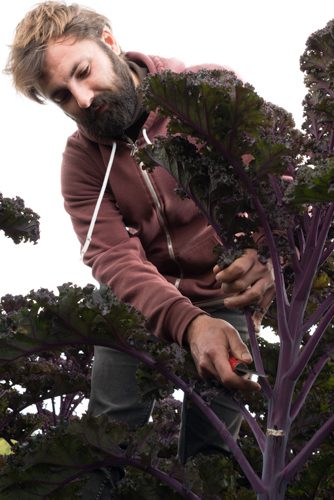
[6,0,274,482]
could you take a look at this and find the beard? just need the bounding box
[77,50,139,140]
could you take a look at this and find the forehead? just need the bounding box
[43,36,98,76]
[39,36,109,101]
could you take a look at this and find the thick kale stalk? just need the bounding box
[137,19,334,499]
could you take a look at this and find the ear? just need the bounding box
[101,27,121,55]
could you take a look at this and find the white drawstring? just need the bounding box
[80,141,117,260]
[143,128,152,145]
[81,130,151,260]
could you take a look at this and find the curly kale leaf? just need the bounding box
[285,158,334,204]
[140,134,257,243]
[0,284,151,362]
[141,69,301,169]
[142,68,263,146]
[301,19,334,159]
[0,193,40,245]
[139,69,303,247]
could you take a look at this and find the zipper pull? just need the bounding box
[122,135,138,156]
[128,138,138,157]
[131,142,138,157]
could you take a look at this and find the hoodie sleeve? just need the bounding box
[61,133,206,345]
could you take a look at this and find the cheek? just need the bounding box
[94,61,115,88]
[61,98,80,115]
[62,102,82,121]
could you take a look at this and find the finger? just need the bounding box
[223,277,275,310]
[252,287,276,333]
[217,260,271,290]
[260,284,276,309]
[219,261,273,294]
[191,326,256,390]
[189,340,223,381]
[214,250,258,284]
[213,354,261,392]
[216,322,254,366]
[213,264,221,274]
[220,274,261,295]
[194,355,220,380]
[228,337,253,365]
[252,308,265,334]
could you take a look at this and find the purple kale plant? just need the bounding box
[1,20,334,500]
[136,18,334,500]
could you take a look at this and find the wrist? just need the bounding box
[184,313,207,346]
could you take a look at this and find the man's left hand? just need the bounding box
[213,248,275,333]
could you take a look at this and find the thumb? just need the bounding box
[252,308,264,334]
[239,349,253,364]
[252,287,276,333]
[223,321,253,364]
[230,341,253,365]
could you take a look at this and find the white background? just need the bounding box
[1,0,334,298]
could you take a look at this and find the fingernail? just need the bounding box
[242,352,252,362]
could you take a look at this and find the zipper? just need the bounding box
[129,139,139,157]
[127,136,183,289]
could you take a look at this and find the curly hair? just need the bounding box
[4,1,113,103]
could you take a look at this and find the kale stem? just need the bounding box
[245,311,272,399]
[290,354,329,421]
[279,414,334,484]
[288,300,334,380]
[121,344,265,494]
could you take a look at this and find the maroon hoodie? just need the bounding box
[61,52,226,345]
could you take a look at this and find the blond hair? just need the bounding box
[4,1,112,103]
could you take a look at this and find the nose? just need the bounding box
[72,85,94,109]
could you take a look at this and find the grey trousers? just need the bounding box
[88,307,248,464]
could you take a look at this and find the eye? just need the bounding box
[52,89,71,105]
[78,65,90,79]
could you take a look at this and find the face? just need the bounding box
[40,35,139,139]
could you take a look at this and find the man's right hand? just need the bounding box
[185,314,261,392]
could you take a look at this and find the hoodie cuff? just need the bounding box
[164,300,209,346]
